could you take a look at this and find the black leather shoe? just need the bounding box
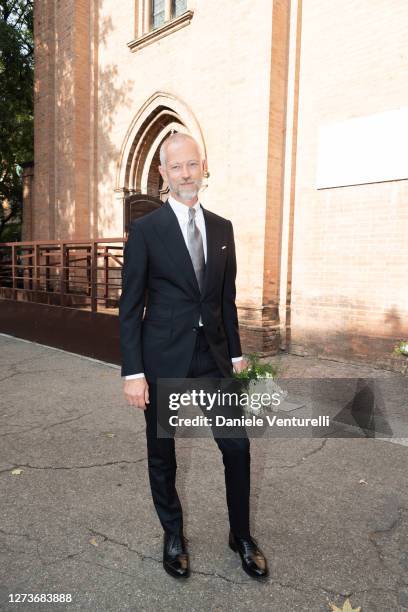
[163,532,190,578]
[229,531,269,579]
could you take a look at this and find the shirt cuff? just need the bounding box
[123,373,145,379]
[231,356,243,363]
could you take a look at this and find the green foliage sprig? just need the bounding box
[232,352,279,382]
[393,341,408,357]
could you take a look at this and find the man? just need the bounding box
[119,132,268,580]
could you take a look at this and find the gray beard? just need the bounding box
[174,181,202,200]
[177,189,198,200]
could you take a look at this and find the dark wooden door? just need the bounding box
[123,194,163,236]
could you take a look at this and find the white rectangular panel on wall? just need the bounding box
[316,107,408,189]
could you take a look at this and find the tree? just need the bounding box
[0,0,33,241]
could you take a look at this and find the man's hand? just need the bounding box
[124,377,150,410]
[233,357,249,374]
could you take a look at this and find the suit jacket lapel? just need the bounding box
[154,200,201,298]
[153,200,222,300]
[200,204,218,299]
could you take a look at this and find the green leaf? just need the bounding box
[0,0,34,240]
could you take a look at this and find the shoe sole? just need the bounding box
[163,563,190,579]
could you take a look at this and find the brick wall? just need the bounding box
[33,0,92,240]
[289,0,408,369]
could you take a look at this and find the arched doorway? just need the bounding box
[117,92,207,233]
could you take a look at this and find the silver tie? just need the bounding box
[187,207,206,293]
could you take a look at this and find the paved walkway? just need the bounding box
[0,333,407,611]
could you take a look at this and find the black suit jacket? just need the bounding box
[119,199,242,383]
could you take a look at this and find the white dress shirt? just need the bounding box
[123,195,243,379]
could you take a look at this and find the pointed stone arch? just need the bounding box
[116,93,207,231]
[115,92,207,234]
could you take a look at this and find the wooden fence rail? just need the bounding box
[0,238,125,314]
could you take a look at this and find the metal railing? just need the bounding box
[0,238,125,313]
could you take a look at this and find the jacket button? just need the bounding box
[192,326,198,332]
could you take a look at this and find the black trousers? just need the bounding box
[143,326,251,538]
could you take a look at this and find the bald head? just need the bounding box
[159,133,202,166]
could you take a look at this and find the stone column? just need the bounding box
[114,187,131,237]
[240,0,291,357]
[164,0,172,21]
[143,0,152,33]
